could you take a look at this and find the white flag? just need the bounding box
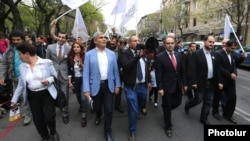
[120,0,138,27]
[117,26,127,36]
[72,8,89,42]
[111,0,127,15]
[62,0,89,9]
[224,14,232,39]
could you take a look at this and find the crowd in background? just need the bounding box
[0,24,248,141]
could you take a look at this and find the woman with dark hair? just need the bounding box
[10,42,59,141]
[68,41,88,127]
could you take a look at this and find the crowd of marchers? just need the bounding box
[0,20,247,141]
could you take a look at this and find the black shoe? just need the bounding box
[213,113,221,120]
[105,133,113,141]
[51,132,59,141]
[62,116,69,124]
[226,117,237,124]
[184,102,189,114]
[115,106,124,113]
[200,119,210,125]
[95,117,100,126]
[165,129,172,137]
[78,106,82,113]
[141,108,147,116]
[81,117,87,127]
[128,133,135,141]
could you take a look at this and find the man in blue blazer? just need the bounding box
[83,32,121,141]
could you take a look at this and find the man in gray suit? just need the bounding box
[46,30,71,124]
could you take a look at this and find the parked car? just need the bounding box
[235,45,250,67]
[183,41,222,53]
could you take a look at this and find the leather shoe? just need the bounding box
[115,106,124,113]
[81,117,87,127]
[51,132,59,141]
[226,117,237,124]
[128,133,135,141]
[62,116,69,124]
[213,113,221,120]
[200,119,210,125]
[141,108,147,116]
[95,117,100,126]
[184,102,189,114]
[105,133,113,141]
[165,129,172,137]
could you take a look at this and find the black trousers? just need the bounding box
[27,89,56,139]
[162,88,182,130]
[92,80,114,133]
[223,83,236,118]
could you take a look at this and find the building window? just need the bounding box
[185,20,188,28]
[193,18,196,27]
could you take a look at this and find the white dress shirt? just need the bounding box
[97,48,108,80]
[203,48,213,79]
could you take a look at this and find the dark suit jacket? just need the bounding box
[120,48,150,88]
[190,49,217,91]
[216,49,244,86]
[155,51,186,94]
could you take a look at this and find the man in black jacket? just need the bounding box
[120,35,151,141]
[184,35,219,125]
[215,40,247,124]
[155,37,186,137]
[36,35,47,58]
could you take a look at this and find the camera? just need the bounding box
[136,43,146,50]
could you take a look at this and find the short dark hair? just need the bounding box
[189,42,197,47]
[226,40,237,47]
[203,35,214,41]
[16,42,36,56]
[9,30,25,42]
[58,31,68,39]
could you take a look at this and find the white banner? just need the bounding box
[120,0,138,27]
[62,0,89,9]
[224,14,231,39]
[111,0,127,15]
[71,8,89,42]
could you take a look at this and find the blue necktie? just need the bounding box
[137,59,143,81]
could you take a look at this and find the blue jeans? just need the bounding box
[74,77,88,116]
[124,83,147,134]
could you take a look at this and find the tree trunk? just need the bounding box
[2,0,23,31]
[0,2,6,33]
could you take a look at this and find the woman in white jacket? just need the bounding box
[11,42,59,141]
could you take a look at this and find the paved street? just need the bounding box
[0,69,250,141]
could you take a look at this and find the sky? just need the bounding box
[99,0,162,30]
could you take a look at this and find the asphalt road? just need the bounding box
[0,68,249,141]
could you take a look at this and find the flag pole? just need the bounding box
[55,8,75,22]
[226,15,245,52]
